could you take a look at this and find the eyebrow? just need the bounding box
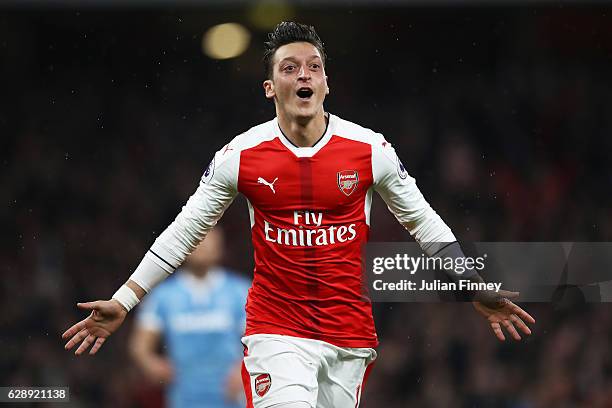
[278,55,322,64]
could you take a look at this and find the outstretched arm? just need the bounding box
[63,143,240,355]
[371,134,535,341]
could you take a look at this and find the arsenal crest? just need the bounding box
[254,373,272,397]
[337,170,359,196]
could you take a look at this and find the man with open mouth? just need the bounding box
[63,21,535,408]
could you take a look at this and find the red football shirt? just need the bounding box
[142,113,456,348]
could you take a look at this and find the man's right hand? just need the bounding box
[62,300,127,355]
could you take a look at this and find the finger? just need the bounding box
[77,301,102,311]
[501,319,521,341]
[491,322,505,341]
[62,319,86,339]
[65,328,88,350]
[89,337,106,355]
[510,314,531,336]
[75,334,96,356]
[509,303,536,324]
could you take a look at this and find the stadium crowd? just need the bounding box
[2,6,612,407]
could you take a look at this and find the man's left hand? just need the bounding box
[472,290,535,341]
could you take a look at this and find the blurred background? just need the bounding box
[2,1,612,407]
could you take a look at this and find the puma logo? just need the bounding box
[257,177,278,194]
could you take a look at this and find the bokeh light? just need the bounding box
[248,0,295,31]
[202,23,251,60]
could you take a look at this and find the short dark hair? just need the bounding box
[263,21,326,79]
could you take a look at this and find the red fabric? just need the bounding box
[356,362,376,407]
[239,136,378,348]
[241,347,254,408]
[362,361,375,391]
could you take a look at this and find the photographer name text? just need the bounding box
[372,279,502,292]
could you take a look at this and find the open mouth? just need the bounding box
[296,88,314,99]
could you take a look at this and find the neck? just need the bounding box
[189,267,210,279]
[277,109,327,148]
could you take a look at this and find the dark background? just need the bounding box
[2,3,612,407]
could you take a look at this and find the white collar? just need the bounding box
[275,113,336,158]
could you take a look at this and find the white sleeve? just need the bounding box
[129,145,240,292]
[372,134,456,256]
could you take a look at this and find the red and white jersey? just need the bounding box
[146,114,456,348]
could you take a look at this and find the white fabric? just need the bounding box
[145,120,278,267]
[129,253,171,293]
[274,115,335,158]
[371,137,456,255]
[330,115,457,254]
[111,285,140,312]
[124,113,456,298]
[242,334,376,408]
[123,121,277,295]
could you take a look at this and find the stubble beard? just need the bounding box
[292,98,324,126]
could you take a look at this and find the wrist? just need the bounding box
[110,298,130,314]
[472,289,505,308]
[112,285,140,312]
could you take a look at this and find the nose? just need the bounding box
[297,64,310,81]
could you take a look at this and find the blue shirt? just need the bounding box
[137,268,250,408]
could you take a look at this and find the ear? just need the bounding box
[325,75,330,95]
[263,79,275,99]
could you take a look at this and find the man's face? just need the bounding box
[264,42,329,121]
[185,228,223,276]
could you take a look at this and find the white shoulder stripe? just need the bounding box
[221,119,278,158]
[329,115,386,147]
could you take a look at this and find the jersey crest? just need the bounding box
[255,373,272,397]
[337,170,359,196]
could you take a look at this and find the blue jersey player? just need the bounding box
[129,228,250,408]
